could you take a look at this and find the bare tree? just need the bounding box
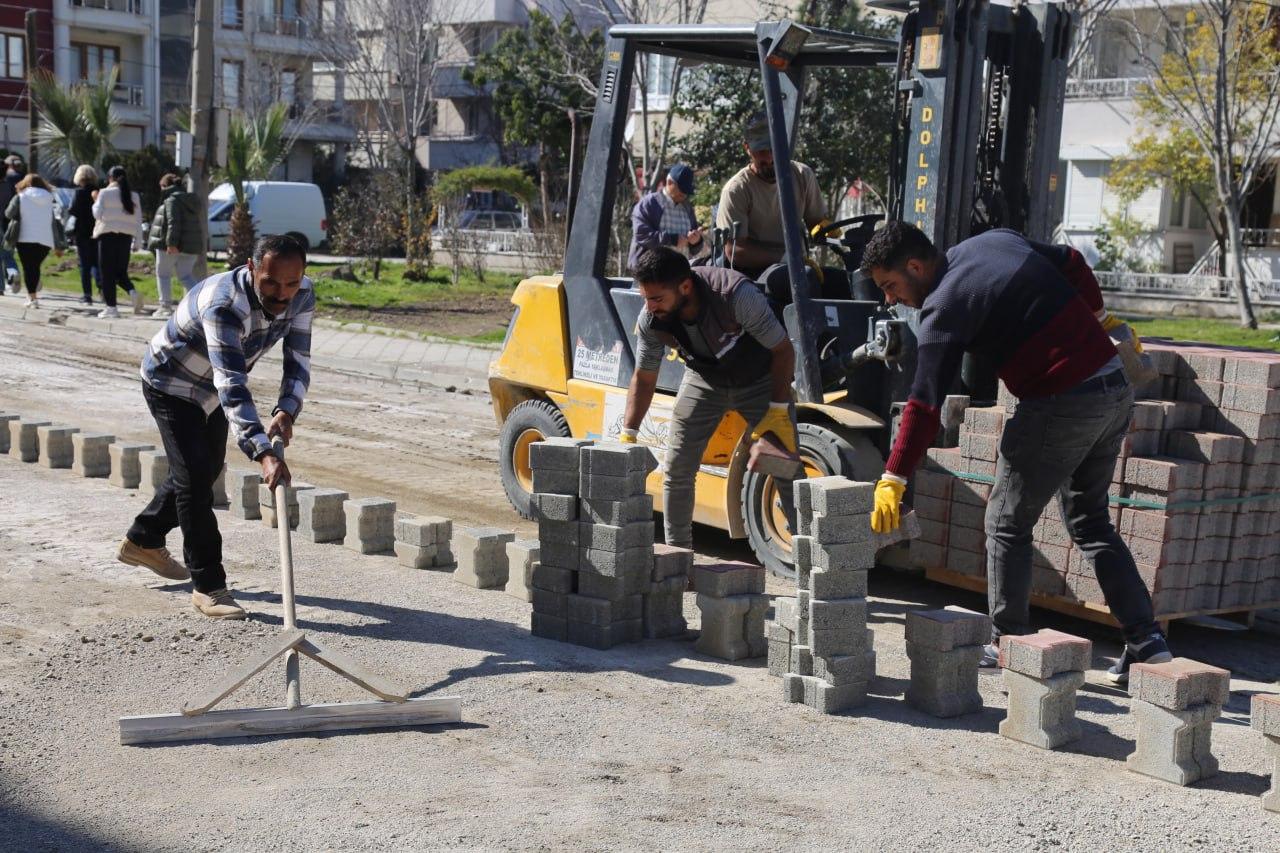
[1127,0,1280,328]
[1065,0,1122,77]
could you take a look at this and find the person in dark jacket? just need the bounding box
[69,165,101,305]
[617,246,797,549]
[626,164,707,270]
[147,173,204,318]
[861,222,1172,685]
[0,154,24,293]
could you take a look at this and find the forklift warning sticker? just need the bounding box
[573,338,623,385]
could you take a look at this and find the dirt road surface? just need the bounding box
[1,317,1277,851]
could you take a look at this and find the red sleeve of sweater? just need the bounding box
[885,397,941,478]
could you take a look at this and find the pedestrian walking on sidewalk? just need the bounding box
[147,173,203,318]
[69,165,101,306]
[2,172,66,309]
[0,154,24,293]
[116,234,315,619]
[861,222,1172,685]
[92,164,144,319]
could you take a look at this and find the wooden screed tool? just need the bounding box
[119,440,461,745]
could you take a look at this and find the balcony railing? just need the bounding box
[112,83,145,106]
[1064,77,1147,100]
[1096,270,1280,304]
[72,0,144,13]
[258,13,312,37]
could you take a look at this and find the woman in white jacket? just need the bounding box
[91,164,144,318]
[3,173,64,309]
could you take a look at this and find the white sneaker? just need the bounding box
[151,305,172,319]
[24,297,38,309]
[130,289,145,314]
[97,306,120,319]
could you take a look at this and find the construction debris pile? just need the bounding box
[912,342,1280,618]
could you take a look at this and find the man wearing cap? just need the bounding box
[627,163,707,270]
[716,113,826,278]
[0,154,25,292]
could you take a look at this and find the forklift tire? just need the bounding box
[742,423,882,581]
[499,399,571,519]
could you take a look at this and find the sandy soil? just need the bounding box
[320,293,515,341]
[0,319,1277,852]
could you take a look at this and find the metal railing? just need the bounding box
[112,83,145,106]
[435,227,538,255]
[1096,270,1280,304]
[1064,77,1147,100]
[1187,232,1280,276]
[72,0,144,12]
[258,13,311,37]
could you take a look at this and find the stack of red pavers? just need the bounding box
[910,340,1280,619]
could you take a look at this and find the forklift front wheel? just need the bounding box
[499,399,570,519]
[741,423,881,580]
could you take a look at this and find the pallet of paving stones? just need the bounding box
[909,341,1280,624]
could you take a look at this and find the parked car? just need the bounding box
[208,181,327,251]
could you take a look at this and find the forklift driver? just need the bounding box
[620,246,799,550]
[861,222,1172,685]
[715,112,827,279]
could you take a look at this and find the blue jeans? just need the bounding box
[985,375,1159,645]
[0,246,17,282]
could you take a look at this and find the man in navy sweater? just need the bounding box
[861,222,1171,683]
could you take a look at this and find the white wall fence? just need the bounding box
[1096,270,1280,319]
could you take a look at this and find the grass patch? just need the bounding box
[33,254,526,343]
[1124,315,1280,352]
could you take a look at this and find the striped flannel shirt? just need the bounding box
[140,265,315,460]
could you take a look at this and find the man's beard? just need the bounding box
[754,162,775,181]
[653,292,689,320]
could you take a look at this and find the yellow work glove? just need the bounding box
[750,402,797,453]
[1100,311,1145,353]
[870,473,907,533]
[809,218,842,239]
[618,428,638,444]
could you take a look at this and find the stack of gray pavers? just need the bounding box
[528,437,660,650]
[1126,657,1230,786]
[259,481,314,529]
[395,514,455,570]
[453,526,512,586]
[647,544,691,639]
[1253,693,1280,813]
[693,561,766,661]
[228,471,261,519]
[298,488,350,543]
[781,476,877,714]
[72,433,114,478]
[109,442,154,489]
[998,629,1091,749]
[139,450,169,498]
[904,606,990,718]
[344,497,396,554]
[0,413,17,453]
[504,539,540,601]
[10,418,50,463]
[37,426,79,469]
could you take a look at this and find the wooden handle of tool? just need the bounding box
[271,437,301,708]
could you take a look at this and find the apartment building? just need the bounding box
[50,0,159,154]
[0,1,54,158]
[1060,2,1280,276]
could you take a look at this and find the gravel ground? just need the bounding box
[0,318,1278,851]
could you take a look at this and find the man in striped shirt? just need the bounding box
[116,234,315,619]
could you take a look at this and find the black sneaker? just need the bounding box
[978,642,1000,668]
[1107,633,1173,685]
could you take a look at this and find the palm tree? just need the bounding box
[28,67,121,173]
[216,103,293,267]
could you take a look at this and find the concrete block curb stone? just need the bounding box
[35,425,78,469]
[227,471,261,519]
[138,449,168,498]
[343,497,396,555]
[1251,693,1280,812]
[1126,658,1230,785]
[10,419,51,463]
[504,539,540,601]
[108,442,154,489]
[0,413,18,454]
[297,488,349,543]
[904,607,990,718]
[454,526,515,588]
[259,481,315,529]
[998,630,1092,749]
[71,433,115,478]
[394,515,454,570]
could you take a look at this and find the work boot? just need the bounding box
[117,537,190,581]
[192,588,247,620]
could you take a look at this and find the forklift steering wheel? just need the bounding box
[812,213,885,241]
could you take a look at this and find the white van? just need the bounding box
[207,181,327,251]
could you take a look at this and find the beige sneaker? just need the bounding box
[192,588,247,620]
[117,538,190,581]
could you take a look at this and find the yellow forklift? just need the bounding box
[488,3,1072,577]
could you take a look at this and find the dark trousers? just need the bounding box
[15,242,50,294]
[127,383,229,593]
[985,377,1159,645]
[75,235,99,301]
[97,233,135,307]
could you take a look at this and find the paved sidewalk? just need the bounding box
[0,289,496,392]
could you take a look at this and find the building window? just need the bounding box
[317,0,336,29]
[222,0,243,29]
[70,43,121,83]
[0,34,22,80]
[279,69,297,105]
[639,54,677,111]
[221,60,242,109]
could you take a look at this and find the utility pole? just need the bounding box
[24,10,38,172]
[190,0,216,276]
